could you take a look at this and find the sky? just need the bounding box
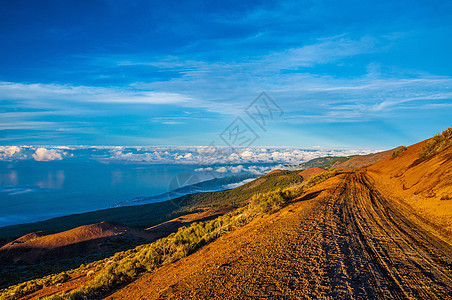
[1,0,451,149]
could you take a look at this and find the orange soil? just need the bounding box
[0,221,156,265]
[10,138,452,299]
[11,231,55,244]
[367,140,452,241]
[335,146,403,170]
[298,167,325,180]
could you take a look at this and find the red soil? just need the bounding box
[11,231,55,244]
[9,136,452,299]
[106,167,452,299]
[298,167,325,180]
[266,169,282,175]
[367,140,452,241]
[0,221,156,265]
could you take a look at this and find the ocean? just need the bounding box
[0,161,264,227]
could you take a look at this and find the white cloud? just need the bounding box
[118,34,452,123]
[215,167,228,173]
[263,35,378,68]
[0,81,191,105]
[222,178,255,189]
[194,167,213,172]
[32,148,64,161]
[230,165,244,173]
[239,150,254,158]
[0,146,21,159]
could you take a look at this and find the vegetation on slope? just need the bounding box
[304,169,338,189]
[419,125,452,158]
[180,170,302,209]
[320,156,356,169]
[0,171,302,243]
[296,156,342,169]
[0,237,144,290]
[391,146,407,159]
[296,156,355,170]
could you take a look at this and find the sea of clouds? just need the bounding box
[0,145,378,173]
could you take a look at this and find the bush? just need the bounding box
[304,170,338,189]
[391,147,407,159]
[0,271,71,300]
[419,126,452,158]
[50,273,70,285]
[250,186,303,213]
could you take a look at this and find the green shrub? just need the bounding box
[304,170,338,189]
[391,147,408,159]
[0,271,72,300]
[419,126,452,158]
[250,186,303,213]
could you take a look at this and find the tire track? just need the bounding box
[337,171,452,299]
[105,171,452,300]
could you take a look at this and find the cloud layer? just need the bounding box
[0,145,376,166]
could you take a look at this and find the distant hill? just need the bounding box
[0,206,237,289]
[295,147,405,171]
[295,156,354,169]
[0,221,155,266]
[113,174,256,207]
[334,146,404,170]
[298,167,325,181]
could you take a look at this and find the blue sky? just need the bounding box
[1,0,451,148]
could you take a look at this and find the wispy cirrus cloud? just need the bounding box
[92,34,452,123]
[0,81,192,105]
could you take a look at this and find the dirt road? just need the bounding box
[106,171,452,299]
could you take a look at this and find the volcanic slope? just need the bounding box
[0,221,156,265]
[367,141,452,241]
[107,148,452,299]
